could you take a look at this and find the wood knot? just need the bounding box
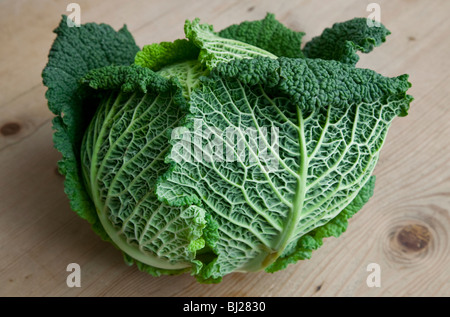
[384,219,434,266]
[1,122,21,136]
[397,224,431,252]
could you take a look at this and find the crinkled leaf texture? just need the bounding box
[184,18,278,69]
[218,13,305,59]
[303,18,391,65]
[156,57,412,280]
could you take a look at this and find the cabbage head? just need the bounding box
[42,14,412,283]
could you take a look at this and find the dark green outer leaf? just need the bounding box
[214,57,412,116]
[42,15,139,240]
[219,13,305,58]
[303,18,391,65]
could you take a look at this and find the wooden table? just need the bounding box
[1,0,449,297]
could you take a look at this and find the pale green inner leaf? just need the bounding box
[81,90,205,270]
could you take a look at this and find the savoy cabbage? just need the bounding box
[42,13,413,283]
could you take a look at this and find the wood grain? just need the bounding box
[0,0,449,297]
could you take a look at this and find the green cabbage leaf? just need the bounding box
[156,57,412,279]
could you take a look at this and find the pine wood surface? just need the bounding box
[0,0,449,297]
